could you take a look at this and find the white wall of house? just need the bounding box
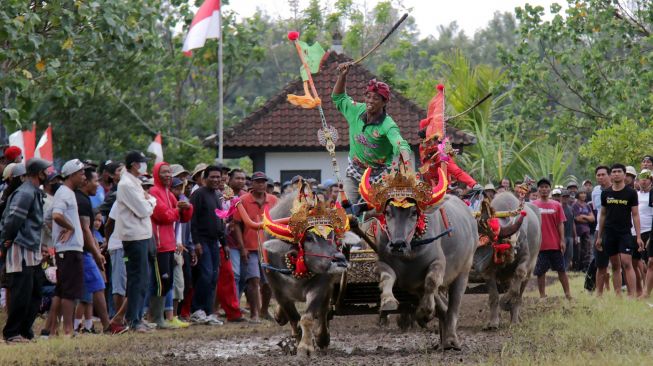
[264,150,416,183]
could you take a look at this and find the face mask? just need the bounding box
[138,163,147,175]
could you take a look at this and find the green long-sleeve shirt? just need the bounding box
[332,92,411,169]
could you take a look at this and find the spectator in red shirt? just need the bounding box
[233,172,278,322]
[532,178,572,300]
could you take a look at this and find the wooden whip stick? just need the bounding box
[353,13,408,65]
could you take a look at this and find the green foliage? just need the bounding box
[579,119,653,167]
[503,0,653,140]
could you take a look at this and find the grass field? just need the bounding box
[488,275,653,366]
[2,274,653,365]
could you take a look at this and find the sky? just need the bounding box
[225,0,564,38]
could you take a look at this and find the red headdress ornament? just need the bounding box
[366,79,391,101]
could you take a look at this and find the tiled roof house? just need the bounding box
[207,51,476,183]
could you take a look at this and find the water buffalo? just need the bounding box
[473,192,541,329]
[359,167,478,350]
[261,189,349,357]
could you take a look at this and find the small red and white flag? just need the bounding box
[8,122,36,161]
[182,0,221,56]
[147,133,163,164]
[34,124,53,163]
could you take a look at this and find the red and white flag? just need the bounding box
[147,133,163,164]
[182,0,221,56]
[34,124,53,163]
[8,122,36,161]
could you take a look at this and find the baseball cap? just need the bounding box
[61,159,86,178]
[125,151,149,169]
[26,158,52,175]
[3,146,22,161]
[561,189,570,197]
[551,188,562,195]
[566,181,578,188]
[639,169,652,180]
[582,179,592,185]
[140,177,154,187]
[11,163,26,178]
[251,171,268,181]
[171,177,183,187]
[170,164,190,177]
[537,178,551,187]
[626,166,637,177]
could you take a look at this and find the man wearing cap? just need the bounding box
[596,163,643,297]
[0,158,51,342]
[483,183,497,201]
[3,146,22,164]
[532,178,572,300]
[51,159,88,336]
[170,164,190,182]
[625,165,637,189]
[97,162,124,218]
[566,181,579,200]
[333,62,412,205]
[191,163,208,194]
[233,171,278,322]
[115,151,157,332]
[560,190,577,270]
[188,165,225,325]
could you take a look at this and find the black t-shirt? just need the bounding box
[75,190,93,251]
[601,186,638,232]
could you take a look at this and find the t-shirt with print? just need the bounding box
[533,199,566,251]
[52,185,84,252]
[572,202,592,235]
[600,186,638,233]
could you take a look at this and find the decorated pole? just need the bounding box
[286,31,349,205]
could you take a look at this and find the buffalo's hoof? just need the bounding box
[274,308,288,326]
[380,298,399,312]
[378,315,389,328]
[297,343,314,359]
[316,332,330,349]
[397,312,414,331]
[442,335,462,351]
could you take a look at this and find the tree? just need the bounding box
[502,0,653,143]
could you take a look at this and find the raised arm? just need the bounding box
[333,62,352,95]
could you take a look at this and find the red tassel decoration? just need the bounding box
[294,242,309,277]
[287,31,300,41]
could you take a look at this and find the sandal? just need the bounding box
[5,336,30,344]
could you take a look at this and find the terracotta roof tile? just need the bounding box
[218,52,476,149]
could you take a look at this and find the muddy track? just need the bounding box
[163,290,537,366]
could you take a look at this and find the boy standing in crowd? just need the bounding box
[532,178,572,300]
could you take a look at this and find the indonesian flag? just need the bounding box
[182,0,221,56]
[8,122,36,161]
[147,133,163,164]
[34,124,54,163]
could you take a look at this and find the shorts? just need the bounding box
[55,251,84,300]
[244,251,261,281]
[80,253,105,303]
[534,250,566,276]
[173,253,184,300]
[633,232,650,261]
[110,248,127,296]
[603,229,633,258]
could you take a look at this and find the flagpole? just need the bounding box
[217,8,224,163]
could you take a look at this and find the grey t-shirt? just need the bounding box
[52,185,84,252]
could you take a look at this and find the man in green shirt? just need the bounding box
[332,62,412,205]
